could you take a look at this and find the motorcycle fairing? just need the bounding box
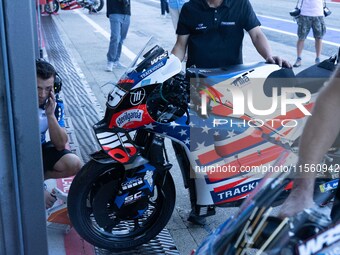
[93,121,139,164]
[109,104,155,129]
[96,46,183,164]
[132,54,182,89]
[59,0,82,10]
[117,50,182,91]
[117,164,159,219]
[143,115,189,142]
[107,82,156,111]
[210,178,260,204]
[92,163,157,224]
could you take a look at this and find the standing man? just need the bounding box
[105,0,131,72]
[171,0,291,69]
[160,0,170,17]
[292,0,326,67]
[37,59,82,208]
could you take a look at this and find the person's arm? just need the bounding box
[279,66,340,218]
[248,26,291,68]
[45,91,68,150]
[171,34,189,61]
[298,68,340,165]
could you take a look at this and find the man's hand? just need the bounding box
[45,91,68,150]
[266,56,292,68]
[45,91,56,116]
[278,186,315,219]
[44,190,57,209]
[278,174,316,219]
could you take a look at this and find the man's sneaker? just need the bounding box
[41,11,49,16]
[114,61,126,68]
[89,7,97,14]
[187,209,206,225]
[293,57,302,68]
[106,61,114,72]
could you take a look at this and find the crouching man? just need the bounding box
[36,59,82,208]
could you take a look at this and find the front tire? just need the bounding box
[91,0,104,12]
[45,0,59,13]
[68,160,176,251]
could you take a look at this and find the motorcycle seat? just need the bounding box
[295,61,336,95]
[263,68,297,97]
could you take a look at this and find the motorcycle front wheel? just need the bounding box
[67,159,176,251]
[92,0,104,12]
[45,0,59,13]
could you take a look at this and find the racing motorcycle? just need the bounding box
[67,40,339,250]
[45,0,104,14]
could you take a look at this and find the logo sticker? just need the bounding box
[121,178,143,190]
[212,179,259,203]
[151,52,168,65]
[297,223,340,255]
[140,61,165,79]
[116,109,144,127]
[130,88,146,105]
[144,170,154,188]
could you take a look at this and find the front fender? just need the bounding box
[90,150,118,164]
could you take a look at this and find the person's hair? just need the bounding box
[36,59,56,80]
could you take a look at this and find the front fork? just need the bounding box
[135,130,215,217]
[134,130,173,183]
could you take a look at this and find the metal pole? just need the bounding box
[34,0,43,58]
[0,3,23,253]
[0,0,48,253]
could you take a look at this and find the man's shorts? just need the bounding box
[297,16,326,40]
[42,141,72,173]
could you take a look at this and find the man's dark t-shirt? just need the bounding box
[106,0,131,16]
[176,0,260,68]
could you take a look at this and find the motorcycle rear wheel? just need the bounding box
[68,159,176,251]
